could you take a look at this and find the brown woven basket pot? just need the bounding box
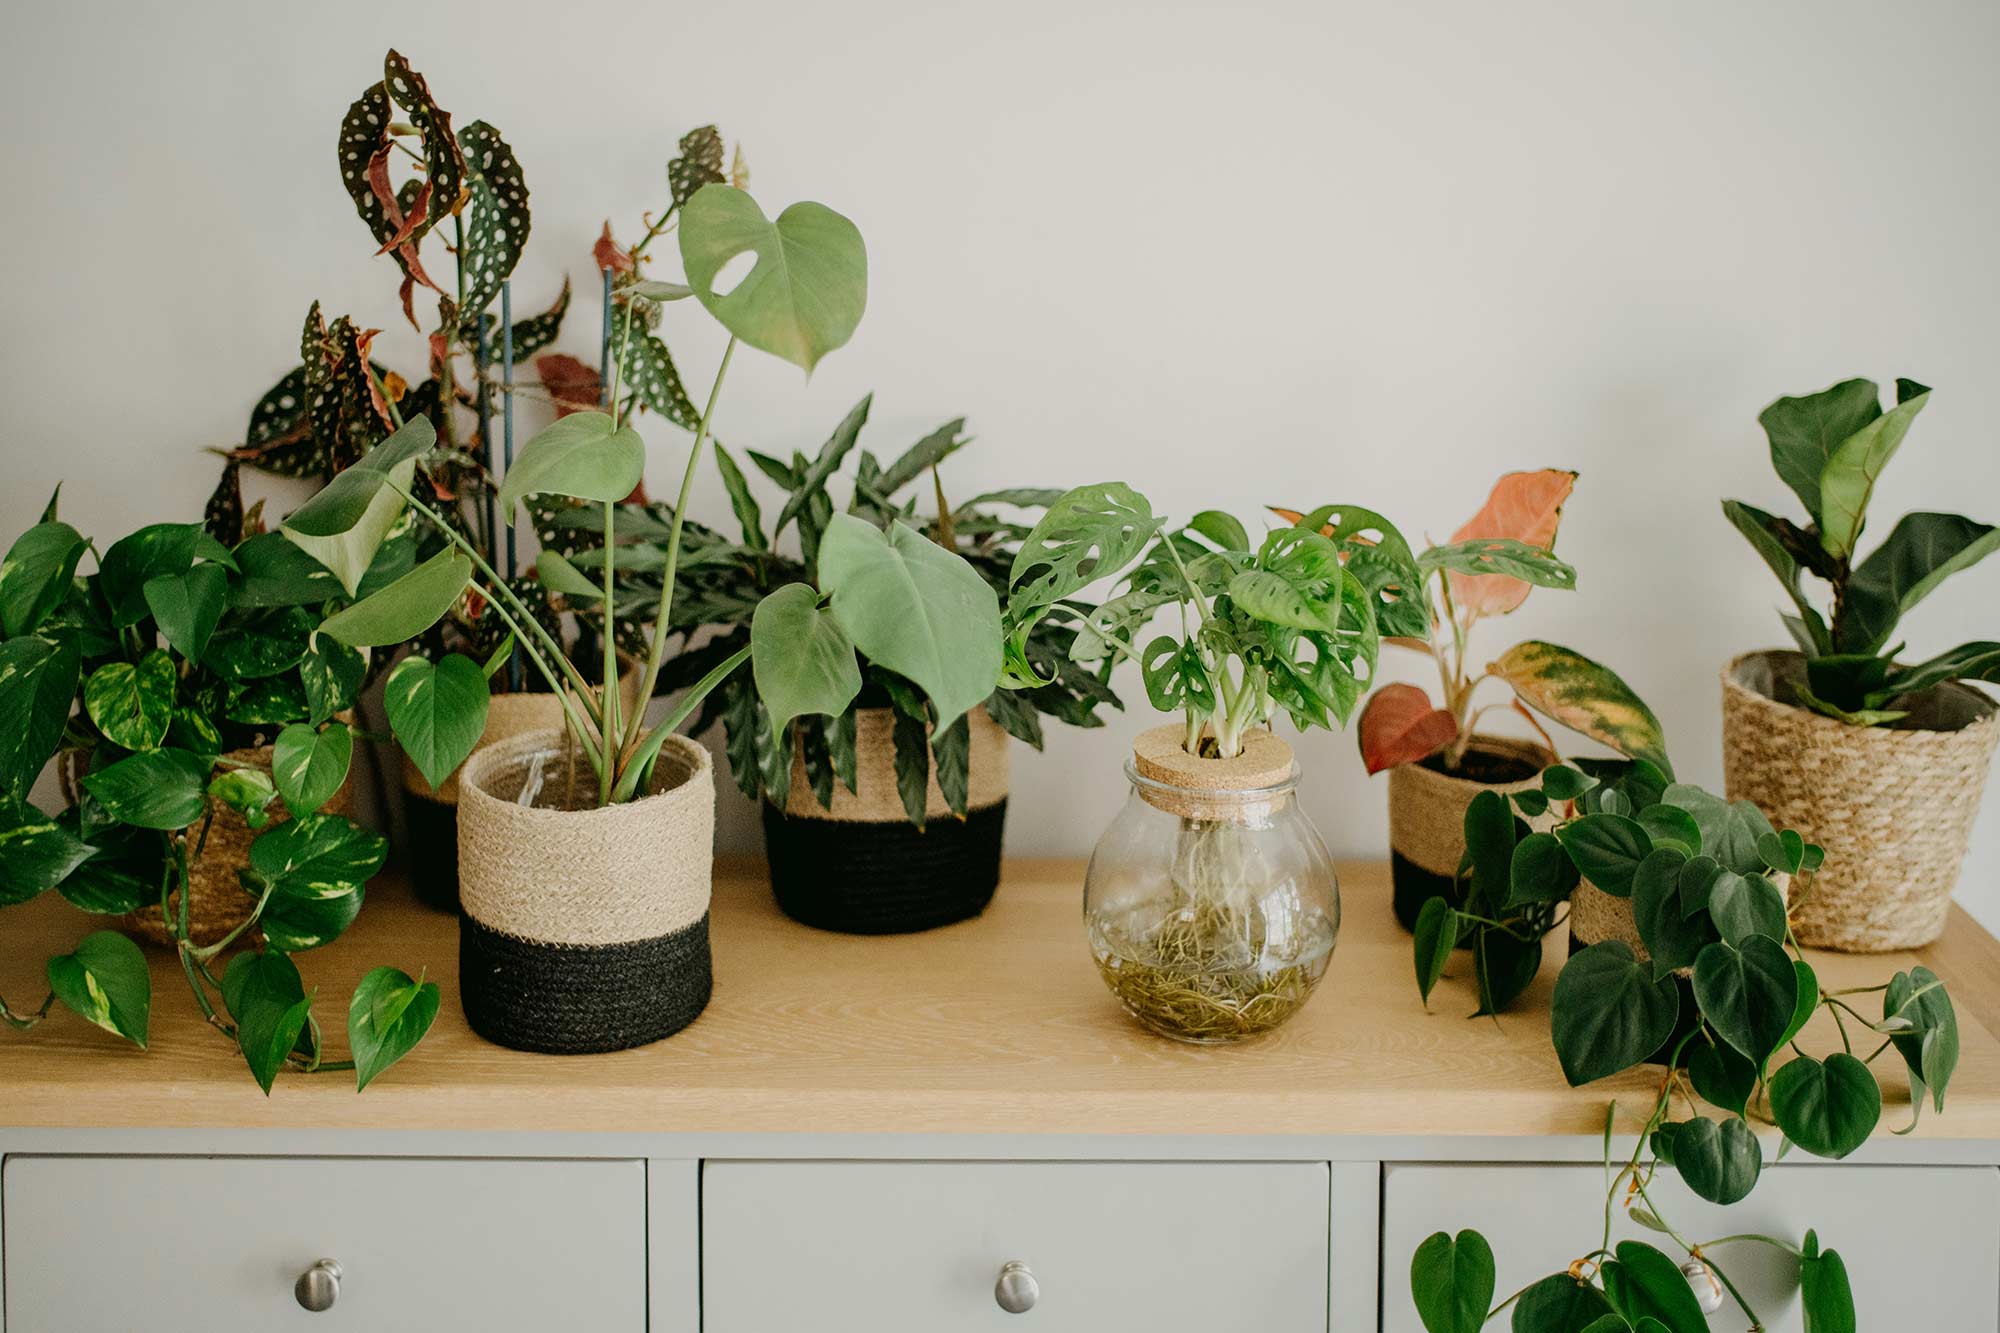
[456,728,714,1054]
[762,707,1010,934]
[1387,736,1554,930]
[69,744,355,949]
[404,669,641,913]
[1722,649,2000,952]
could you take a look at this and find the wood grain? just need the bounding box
[2,860,1997,1137]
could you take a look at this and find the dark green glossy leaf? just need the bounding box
[259,882,363,952]
[1635,804,1700,857]
[1722,498,1832,654]
[1709,871,1788,947]
[1463,789,1516,912]
[52,813,151,913]
[1414,897,1457,1008]
[931,711,970,816]
[348,965,440,1091]
[1508,830,1578,907]
[82,651,175,751]
[1689,1040,1758,1115]
[99,523,198,627]
[1662,784,1772,876]
[1692,937,1799,1071]
[1511,1272,1614,1331]
[0,798,96,905]
[142,562,227,662]
[1410,1229,1494,1333]
[1778,959,1819,1051]
[1473,926,1542,1017]
[1551,942,1680,1086]
[203,606,313,679]
[1758,376,1882,527]
[228,532,342,608]
[1884,967,1957,1113]
[1676,854,1722,919]
[300,636,364,726]
[1757,828,1805,875]
[1556,813,1651,897]
[1670,1116,1761,1205]
[1540,764,1591,801]
[0,636,78,800]
[248,813,386,900]
[47,930,150,1047]
[0,520,87,639]
[272,722,352,817]
[1799,1230,1857,1333]
[1600,1240,1709,1331]
[80,748,209,830]
[383,654,490,792]
[222,949,311,1094]
[1769,1052,1881,1158]
[1631,847,1713,978]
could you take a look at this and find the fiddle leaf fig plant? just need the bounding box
[1288,472,1670,777]
[288,180,871,810]
[1409,758,1957,1331]
[1725,376,1999,723]
[0,503,439,1093]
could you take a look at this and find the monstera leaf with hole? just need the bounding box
[678,185,867,374]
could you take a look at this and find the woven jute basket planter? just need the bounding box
[1387,736,1554,930]
[456,727,714,1054]
[763,706,1010,934]
[1722,650,2000,952]
[64,742,354,949]
[404,669,641,912]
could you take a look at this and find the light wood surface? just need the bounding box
[3,860,1997,1137]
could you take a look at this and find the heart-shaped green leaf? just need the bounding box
[1631,847,1714,977]
[248,812,386,900]
[300,636,365,726]
[679,185,867,374]
[1689,1041,1757,1115]
[1511,1273,1614,1331]
[1692,937,1798,1071]
[47,930,150,1047]
[751,583,862,730]
[348,965,441,1092]
[1507,829,1580,907]
[1410,1229,1494,1333]
[1413,897,1458,1008]
[1663,784,1773,876]
[1551,942,1680,1086]
[819,515,1000,728]
[1799,1230,1857,1333]
[80,748,210,830]
[1709,872,1788,947]
[1778,958,1819,1051]
[1769,1052,1881,1158]
[0,635,79,801]
[272,722,352,817]
[230,532,343,608]
[1555,813,1651,897]
[1670,1115,1762,1205]
[1757,828,1805,875]
[496,411,646,515]
[1676,854,1722,919]
[1635,804,1700,857]
[1600,1240,1710,1331]
[142,562,227,662]
[99,523,198,628]
[383,653,491,792]
[1461,789,1516,913]
[51,816,150,914]
[1758,377,1881,527]
[318,548,473,648]
[259,883,363,953]
[83,651,175,751]
[0,800,96,906]
[0,520,88,638]
[1884,966,1957,1113]
[222,949,312,1095]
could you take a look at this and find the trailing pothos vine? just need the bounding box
[1408,758,1959,1330]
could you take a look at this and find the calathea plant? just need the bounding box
[1725,376,1997,722]
[0,501,438,1093]
[1409,760,1957,1331]
[288,179,874,811]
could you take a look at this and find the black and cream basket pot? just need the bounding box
[762,707,1010,934]
[455,728,715,1053]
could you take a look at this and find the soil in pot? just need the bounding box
[1388,736,1552,932]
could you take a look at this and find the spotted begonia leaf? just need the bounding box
[614,333,701,432]
[669,125,726,207]
[456,120,529,328]
[382,51,465,241]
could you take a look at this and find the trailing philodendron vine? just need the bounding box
[0,500,438,1093]
[1408,759,1959,1330]
[1726,376,1999,723]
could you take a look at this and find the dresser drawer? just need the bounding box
[1382,1162,1999,1332]
[702,1160,1329,1331]
[1,1155,645,1332]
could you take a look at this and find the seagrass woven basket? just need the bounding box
[1386,736,1553,930]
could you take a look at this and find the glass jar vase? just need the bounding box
[1084,725,1340,1043]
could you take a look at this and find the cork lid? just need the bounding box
[1130,723,1296,819]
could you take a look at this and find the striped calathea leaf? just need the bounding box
[1488,639,1671,776]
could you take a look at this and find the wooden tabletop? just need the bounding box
[4,859,1998,1138]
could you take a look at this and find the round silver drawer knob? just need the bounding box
[1681,1258,1724,1314]
[295,1258,343,1313]
[994,1260,1039,1314]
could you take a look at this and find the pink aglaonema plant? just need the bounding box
[1336,470,1670,777]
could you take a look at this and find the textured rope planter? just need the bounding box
[1386,736,1553,930]
[763,707,1010,934]
[1723,650,1999,952]
[456,728,714,1053]
[67,742,354,948]
[404,670,640,912]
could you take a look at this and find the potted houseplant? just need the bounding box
[624,416,1105,933]
[1287,472,1668,931]
[1723,375,1999,951]
[1000,491,1404,1042]
[0,504,438,1093]
[288,177,876,1053]
[1404,762,1959,1332]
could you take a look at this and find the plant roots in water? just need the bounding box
[1089,896,1334,1044]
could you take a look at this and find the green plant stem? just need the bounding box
[1824,995,1855,1054]
[629,201,680,260]
[0,991,55,1030]
[624,335,737,757]
[595,296,645,801]
[187,878,275,963]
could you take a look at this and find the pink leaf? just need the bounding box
[594,222,634,276]
[1358,684,1459,774]
[1448,469,1577,621]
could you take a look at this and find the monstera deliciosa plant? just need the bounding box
[1724,376,1998,723]
[1408,758,1958,1331]
[0,500,438,1093]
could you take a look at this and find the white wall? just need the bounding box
[5,0,1998,927]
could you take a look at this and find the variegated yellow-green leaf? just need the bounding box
[1490,640,1670,775]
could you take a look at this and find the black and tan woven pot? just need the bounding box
[1386,736,1553,930]
[762,707,1010,934]
[1723,650,2000,952]
[64,742,354,949]
[404,670,640,912]
[456,728,714,1054]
